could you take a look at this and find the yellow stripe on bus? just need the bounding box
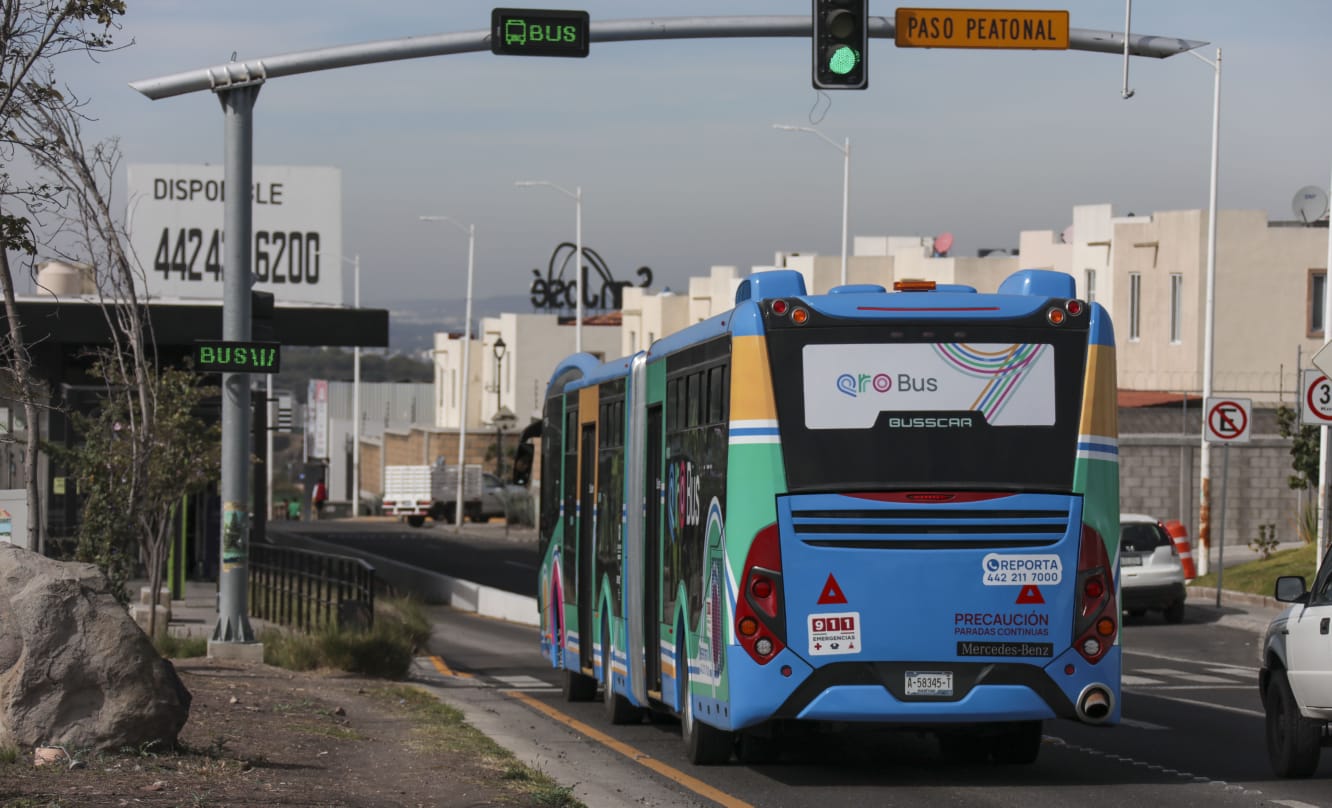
[1079,344,1117,438]
[731,335,778,422]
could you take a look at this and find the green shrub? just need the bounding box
[154,633,209,659]
[261,595,430,678]
[0,743,19,765]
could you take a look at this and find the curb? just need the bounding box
[1185,585,1284,611]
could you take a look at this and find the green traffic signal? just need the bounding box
[812,0,868,90]
[827,45,859,75]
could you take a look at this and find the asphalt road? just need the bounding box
[272,520,1332,807]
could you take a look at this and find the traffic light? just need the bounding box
[812,0,868,90]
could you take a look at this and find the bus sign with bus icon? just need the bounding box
[491,8,590,58]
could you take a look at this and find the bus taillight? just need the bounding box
[736,522,786,664]
[1073,523,1117,664]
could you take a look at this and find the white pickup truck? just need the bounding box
[381,464,482,527]
[1260,541,1332,777]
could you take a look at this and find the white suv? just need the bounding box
[1259,543,1332,777]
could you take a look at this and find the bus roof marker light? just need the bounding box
[1065,299,1085,316]
[791,307,810,325]
[771,299,789,316]
[893,279,937,292]
[1047,307,1066,326]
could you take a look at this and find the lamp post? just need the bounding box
[420,216,475,531]
[340,254,361,517]
[773,124,850,286]
[492,336,507,476]
[516,181,583,352]
[1193,47,1221,577]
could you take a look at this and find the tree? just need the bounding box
[0,0,127,552]
[61,362,219,620]
[1276,404,1320,545]
[16,43,223,636]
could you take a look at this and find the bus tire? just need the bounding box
[603,621,641,725]
[563,667,597,702]
[735,729,779,765]
[1265,672,1321,777]
[681,664,731,764]
[938,732,989,764]
[990,721,1043,765]
[406,514,426,528]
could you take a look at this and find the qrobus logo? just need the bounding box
[836,372,940,397]
[836,372,893,397]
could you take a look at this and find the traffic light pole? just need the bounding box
[210,80,263,659]
[131,18,1206,100]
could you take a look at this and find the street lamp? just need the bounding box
[773,124,851,287]
[1193,48,1221,577]
[492,336,507,476]
[420,215,476,531]
[344,254,361,518]
[516,180,583,353]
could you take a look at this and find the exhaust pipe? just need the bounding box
[1077,684,1114,723]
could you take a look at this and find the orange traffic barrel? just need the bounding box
[1163,519,1197,580]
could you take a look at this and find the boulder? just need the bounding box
[0,545,191,751]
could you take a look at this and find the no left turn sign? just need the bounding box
[1204,398,1251,444]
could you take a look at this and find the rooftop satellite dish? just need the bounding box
[1293,185,1330,224]
[933,232,954,257]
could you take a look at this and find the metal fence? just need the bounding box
[249,544,376,633]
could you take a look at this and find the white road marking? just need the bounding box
[1122,674,1165,687]
[1137,667,1240,685]
[1120,717,1169,730]
[1124,648,1260,675]
[494,674,558,691]
[1128,690,1265,718]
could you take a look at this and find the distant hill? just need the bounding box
[378,293,537,357]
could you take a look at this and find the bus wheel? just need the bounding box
[406,514,426,528]
[1265,672,1321,777]
[735,729,779,765]
[681,666,732,764]
[603,622,641,725]
[562,665,597,702]
[991,721,1043,765]
[938,732,989,764]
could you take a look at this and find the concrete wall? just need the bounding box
[1118,404,1305,548]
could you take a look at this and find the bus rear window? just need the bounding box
[767,325,1087,493]
[802,342,1056,430]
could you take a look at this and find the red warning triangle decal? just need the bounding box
[817,574,848,605]
[1016,584,1045,605]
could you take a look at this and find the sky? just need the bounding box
[27,1,1332,310]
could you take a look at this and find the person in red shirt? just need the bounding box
[312,479,328,519]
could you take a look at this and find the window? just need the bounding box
[1169,274,1183,344]
[1129,272,1141,341]
[1310,270,1327,337]
[1084,269,1096,304]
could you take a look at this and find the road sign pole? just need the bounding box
[1321,159,1332,571]
[1215,443,1229,607]
[212,83,261,653]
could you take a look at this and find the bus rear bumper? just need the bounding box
[794,684,1056,723]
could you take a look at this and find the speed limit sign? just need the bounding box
[1301,368,1332,425]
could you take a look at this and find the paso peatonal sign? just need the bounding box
[895,8,1069,50]
[193,341,282,374]
[529,242,653,312]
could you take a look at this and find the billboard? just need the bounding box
[126,164,343,305]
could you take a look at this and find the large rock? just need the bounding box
[0,545,191,751]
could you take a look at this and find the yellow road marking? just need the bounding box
[427,655,474,678]
[506,690,755,808]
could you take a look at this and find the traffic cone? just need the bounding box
[1164,519,1197,580]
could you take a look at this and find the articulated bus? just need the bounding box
[533,268,1120,764]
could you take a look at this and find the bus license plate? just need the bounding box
[905,671,953,697]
